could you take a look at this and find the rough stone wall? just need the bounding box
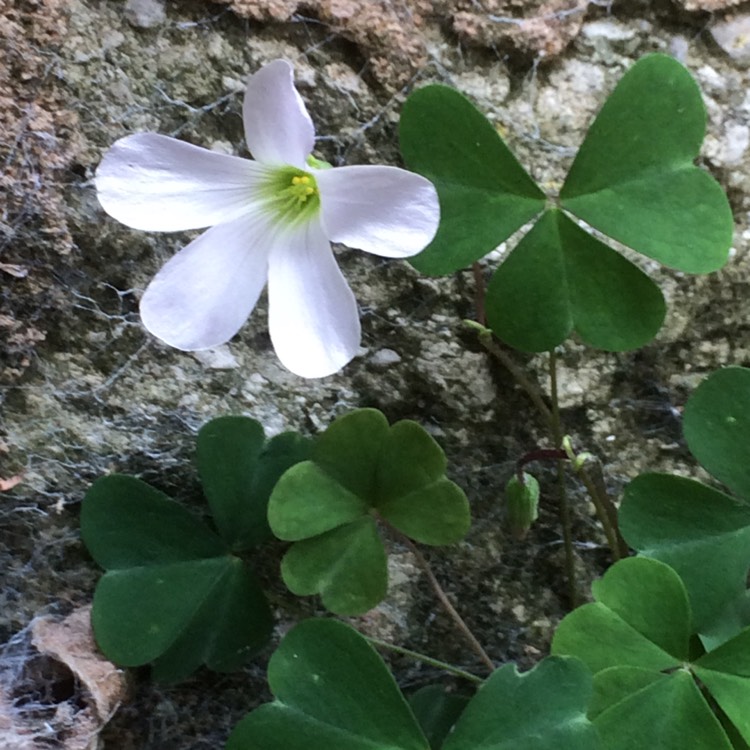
[2,0,750,747]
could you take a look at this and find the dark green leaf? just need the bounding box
[694,627,750,743]
[442,657,598,750]
[82,475,227,568]
[620,473,750,632]
[408,686,470,750]
[399,84,545,275]
[552,557,690,673]
[593,670,732,750]
[486,209,665,352]
[227,619,429,750]
[82,473,272,679]
[197,417,310,550]
[197,416,266,548]
[150,559,272,682]
[94,556,271,680]
[561,54,732,274]
[683,367,750,499]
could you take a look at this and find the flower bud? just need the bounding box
[505,473,540,540]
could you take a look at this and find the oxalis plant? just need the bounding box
[78,54,750,750]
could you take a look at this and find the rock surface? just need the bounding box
[2,0,750,747]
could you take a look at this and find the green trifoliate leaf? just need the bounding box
[561,54,732,274]
[485,209,665,352]
[552,556,750,746]
[227,619,430,750]
[399,84,545,275]
[400,55,731,356]
[82,475,272,681]
[269,409,469,615]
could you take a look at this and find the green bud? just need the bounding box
[505,473,540,540]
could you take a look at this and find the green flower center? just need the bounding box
[262,166,321,225]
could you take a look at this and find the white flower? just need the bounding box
[95,60,439,378]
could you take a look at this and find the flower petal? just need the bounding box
[243,59,315,169]
[316,165,440,257]
[268,220,360,378]
[96,133,268,231]
[140,210,273,350]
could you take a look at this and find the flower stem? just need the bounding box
[388,525,495,673]
[550,350,578,608]
[465,321,553,425]
[472,262,487,326]
[365,637,485,685]
[563,442,627,560]
[466,321,627,564]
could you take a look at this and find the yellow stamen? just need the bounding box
[261,167,321,225]
[289,173,317,204]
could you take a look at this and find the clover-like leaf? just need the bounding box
[227,619,430,750]
[592,670,732,750]
[485,209,665,352]
[400,55,731,355]
[198,416,311,550]
[442,657,598,750]
[269,409,470,615]
[82,474,273,681]
[620,473,750,635]
[620,369,750,639]
[553,556,750,747]
[552,557,690,675]
[228,619,597,750]
[561,54,732,274]
[399,84,545,275]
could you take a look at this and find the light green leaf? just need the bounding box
[269,461,369,541]
[280,517,387,616]
[268,409,469,614]
[589,666,666,720]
